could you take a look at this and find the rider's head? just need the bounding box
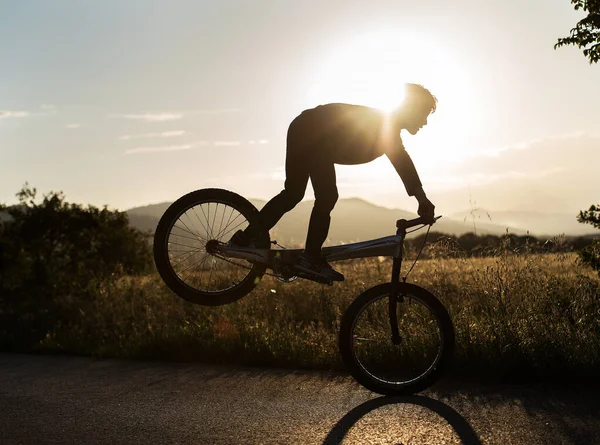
[394,83,437,135]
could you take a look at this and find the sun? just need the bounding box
[304,28,480,172]
[307,29,462,110]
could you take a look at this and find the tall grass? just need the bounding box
[33,248,600,381]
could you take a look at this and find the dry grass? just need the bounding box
[39,251,600,382]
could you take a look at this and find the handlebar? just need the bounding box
[396,215,442,230]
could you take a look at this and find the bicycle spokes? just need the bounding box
[166,202,254,293]
[351,294,444,385]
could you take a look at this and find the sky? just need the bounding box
[1,0,599,217]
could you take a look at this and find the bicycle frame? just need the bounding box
[216,216,440,267]
[216,232,402,265]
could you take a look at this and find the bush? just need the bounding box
[0,185,153,350]
[577,204,600,275]
[579,240,600,275]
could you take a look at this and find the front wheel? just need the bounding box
[153,188,270,306]
[339,282,454,395]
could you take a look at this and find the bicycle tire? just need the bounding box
[339,282,454,395]
[153,188,270,306]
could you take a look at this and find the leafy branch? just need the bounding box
[555,0,600,63]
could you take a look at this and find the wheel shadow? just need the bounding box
[322,395,482,445]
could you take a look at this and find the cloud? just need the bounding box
[478,131,596,158]
[109,113,183,122]
[65,123,81,129]
[1,105,61,120]
[193,108,242,115]
[0,110,30,119]
[211,139,269,147]
[109,107,241,122]
[125,144,194,154]
[271,166,285,181]
[40,104,57,115]
[459,132,600,175]
[422,132,600,213]
[428,168,567,189]
[119,130,186,140]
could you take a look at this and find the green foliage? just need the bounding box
[579,241,600,273]
[576,203,600,275]
[578,203,600,229]
[555,0,600,63]
[0,184,153,349]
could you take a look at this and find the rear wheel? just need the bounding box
[339,282,454,395]
[153,188,269,306]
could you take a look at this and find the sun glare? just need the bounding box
[305,28,480,179]
[308,29,467,110]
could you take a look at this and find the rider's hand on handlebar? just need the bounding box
[413,187,435,224]
[417,197,435,224]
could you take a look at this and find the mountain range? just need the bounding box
[125,197,597,245]
[1,197,595,244]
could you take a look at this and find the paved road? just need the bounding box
[1,353,599,444]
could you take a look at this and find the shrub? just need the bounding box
[577,204,600,275]
[0,185,153,349]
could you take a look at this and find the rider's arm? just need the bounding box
[384,138,423,197]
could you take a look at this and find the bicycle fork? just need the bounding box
[389,225,406,346]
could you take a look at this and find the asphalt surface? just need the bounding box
[1,353,599,444]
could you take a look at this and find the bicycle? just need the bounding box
[153,188,455,395]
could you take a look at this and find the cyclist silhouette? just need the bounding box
[230,83,437,281]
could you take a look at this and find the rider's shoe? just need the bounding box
[228,229,252,247]
[296,252,344,282]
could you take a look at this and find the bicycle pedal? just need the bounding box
[295,271,334,286]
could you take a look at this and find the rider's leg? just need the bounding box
[304,158,338,257]
[253,165,307,232]
[297,158,343,280]
[242,132,309,239]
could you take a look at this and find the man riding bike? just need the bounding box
[230,83,437,282]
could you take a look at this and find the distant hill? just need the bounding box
[1,198,596,245]
[2,197,595,243]
[125,197,533,245]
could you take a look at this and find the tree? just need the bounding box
[577,204,600,274]
[577,204,600,228]
[0,184,153,349]
[555,1,600,63]
[555,3,600,270]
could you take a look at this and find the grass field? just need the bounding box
[34,248,600,382]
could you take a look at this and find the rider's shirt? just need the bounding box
[289,103,423,196]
